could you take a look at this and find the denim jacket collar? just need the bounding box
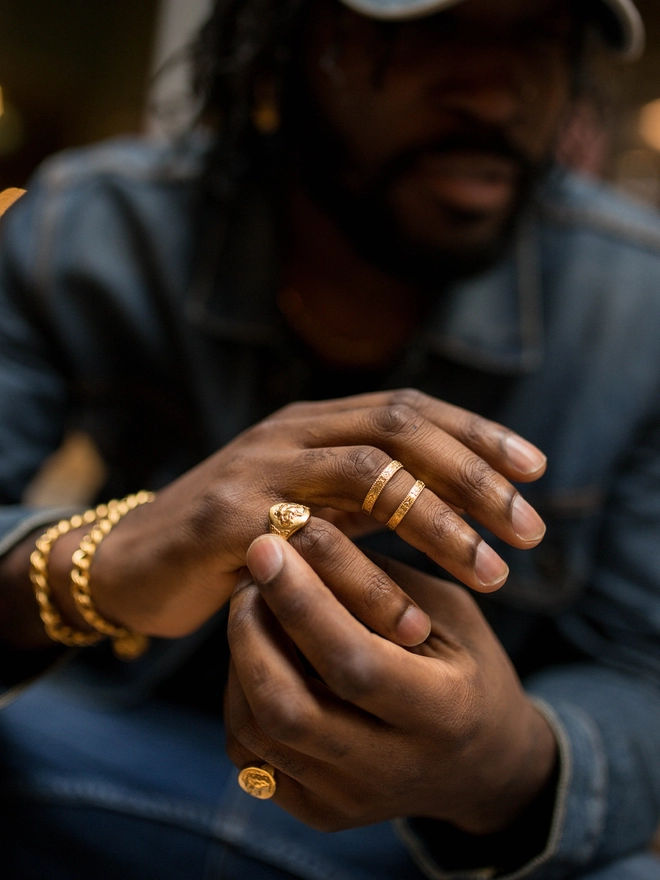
[184,183,544,377]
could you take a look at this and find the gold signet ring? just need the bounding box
[238,763,277,799]
[269,503,311,541]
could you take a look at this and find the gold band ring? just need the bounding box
[238,763,277,799]
[387,480,425,530]
[269,503,311,541]
[362,460,404,514]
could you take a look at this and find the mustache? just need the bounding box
[370,129,539,193]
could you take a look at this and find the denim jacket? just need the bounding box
[1,138,660,880]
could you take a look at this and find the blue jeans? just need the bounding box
[0,677,658,880]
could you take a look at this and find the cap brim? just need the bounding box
[337,0,644,61]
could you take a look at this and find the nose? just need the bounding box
[425,43,531,128]
[436,81,525,127]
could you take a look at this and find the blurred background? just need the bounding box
[3,0,660,506]
[0,0,210,190]
[3,0,660,201]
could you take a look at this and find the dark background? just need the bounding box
[2,0,660,198]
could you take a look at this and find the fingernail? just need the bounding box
[247,535,284,583]
[512,495,546,543]
[475,541,509,588]
[397,606,431,646]
[505,435,547,475]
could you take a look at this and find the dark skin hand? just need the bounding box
[0,389,546,650]
[0,0,567,652]
[226,535,557,834]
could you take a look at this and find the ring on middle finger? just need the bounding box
[362,460,404,514]
[387,480,425,530]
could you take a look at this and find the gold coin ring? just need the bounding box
[238,763,277,799]
[361,460,404,515]
[269,503,311,541]
[387,480,425,531]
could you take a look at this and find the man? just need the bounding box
[0,0,658,877]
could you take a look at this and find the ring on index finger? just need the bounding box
[362,460,404,514]
[269,503,311,541]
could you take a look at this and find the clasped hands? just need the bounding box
[87,388,555,832]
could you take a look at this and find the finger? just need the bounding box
[363,551,493,656]
[228,580,383,762]
[246,535,433,724]
[287,414,545,551]
[269,389,546,481]
[288,517,431,643]
[226,661,369,833]
[284,452,511,592]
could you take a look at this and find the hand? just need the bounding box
[54,389,546,643]
[225,535,557,834]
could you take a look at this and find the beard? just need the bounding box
[279,79,550,289]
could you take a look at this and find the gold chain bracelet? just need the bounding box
[30,509,105,648]
[71,491,155,661]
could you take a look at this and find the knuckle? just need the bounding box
[328,646,382,703]
[295,519,338,566]
[457,454,499,500]
[339,446,387,486]
[373,403,420,440]
[427,503,463,545]
[252,694,313,745]
[361,570,397,613]
[459,412,492,450]
[388,388,425,410]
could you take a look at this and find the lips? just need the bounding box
[413,150,521,214]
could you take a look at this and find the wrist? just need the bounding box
[451,698,558,836]
[48,525,99,635]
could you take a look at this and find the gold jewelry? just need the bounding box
[71,491,154,661]
[238,764,277,799]
[30,509,105,648]
[361,460,403,514]
[268,503,311,541]
[387,480,425,530]
[0,188,26,218]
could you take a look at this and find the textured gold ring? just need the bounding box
[387,480,425,530]
[238,763,277,799]
[269,503,311,541]
[362,460,404,514]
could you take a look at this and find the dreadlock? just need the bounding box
[191,0,307,200]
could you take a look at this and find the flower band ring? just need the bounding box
[362,460,404,514]
[387,480,425,530]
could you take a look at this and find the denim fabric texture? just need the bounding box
[0,138,660,878]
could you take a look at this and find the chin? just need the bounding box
[345,201,520,287]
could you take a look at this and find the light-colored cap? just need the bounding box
[337,0,645,60]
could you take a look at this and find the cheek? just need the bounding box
[521,61,573,158]
[307,63,414,172]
